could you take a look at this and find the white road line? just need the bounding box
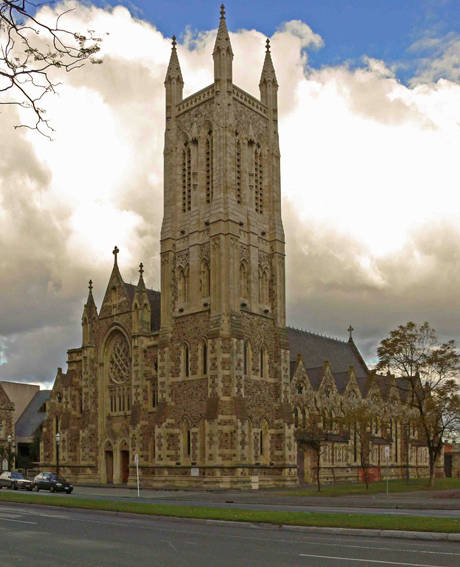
[301,541,460,557]
[299,555,444,566]
[0,517,37,525]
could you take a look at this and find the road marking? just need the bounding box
[300,540,460,557]
[0,517,37,525]
[299,554,444,566]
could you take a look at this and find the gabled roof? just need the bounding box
[124,284,161,331]
[287,327,368,378]
[0,383,14,411]
[15,390,51,439]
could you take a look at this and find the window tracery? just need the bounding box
[235,137,241,204]
[254,146,263,214]
[182,143,191,212]
[206,133,213,203]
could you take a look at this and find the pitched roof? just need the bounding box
[287,327,368,378]
[15,390,51,439]
[0,383,14,411]
[304,366,324,389]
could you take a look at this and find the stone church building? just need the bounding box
[40,7,431,487]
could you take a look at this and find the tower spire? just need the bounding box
[259,37,278,108]
[213,4,233,91]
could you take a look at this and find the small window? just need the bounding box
[202,341,208,375]
[184,344,190,377]
[187,430,191,457]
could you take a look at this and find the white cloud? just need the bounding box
[1,2,460,384]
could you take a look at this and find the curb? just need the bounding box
[281,524,460,542]
[2,498,459,542]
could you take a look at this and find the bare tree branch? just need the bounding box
[0,0,103,138]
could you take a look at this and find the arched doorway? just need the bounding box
[120,441,129,484]
[105,442,114,484]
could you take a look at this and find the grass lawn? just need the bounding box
[281,478,460,497]
[0,491,459,533]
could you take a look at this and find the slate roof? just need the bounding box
[15,390,51,439]
[124,284,161,331]
[287,327,368,378]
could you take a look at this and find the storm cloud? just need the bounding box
[1,2,459,385]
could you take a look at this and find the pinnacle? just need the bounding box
[213,3,233,56]
[165,35,184,83]
[259,37,278,87]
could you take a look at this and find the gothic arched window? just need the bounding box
[182,143,191,213]
[244,341,252,376]
[200,259,210,297]
[259,346,267,378]
[258,267,269,305]
[235,137,241,204]
[182,343,190,377]
[202,340,208,375]
[178,266,189,304]
[254,146,263,214]
[206,133,213,203]
[240,261,249,299]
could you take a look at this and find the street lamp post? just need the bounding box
[7,434,14,471]
[55,432,61,477]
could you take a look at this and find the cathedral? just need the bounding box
[40,7,432,487]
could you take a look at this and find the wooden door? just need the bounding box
[120,450,129,484]
[105,451,113,484]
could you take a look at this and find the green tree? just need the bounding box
[340,401,373,489]
[377,322,460,486]
[0,1,102,137]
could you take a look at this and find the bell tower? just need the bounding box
[158,5,295,487]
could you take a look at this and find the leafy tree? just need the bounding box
[377,322,460,486]
[340,401,374,489]
[0,0,102,137]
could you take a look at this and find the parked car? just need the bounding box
[0,471,33,491]
[33,472,73,494]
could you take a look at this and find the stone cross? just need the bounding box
[113,246,119,264]
[348,325,354,340]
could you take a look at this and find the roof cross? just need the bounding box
[348,325,354,340]
[172,35,177,49]
[139,262,144,276]
[113,246,119,264]
[88,279,93,292]
[266,38,271,53]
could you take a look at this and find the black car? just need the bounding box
[0,471,33,491]
[33,472,73,494]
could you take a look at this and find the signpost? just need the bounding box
[134,454,140,497]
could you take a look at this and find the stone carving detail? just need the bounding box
[200,242,210,261]
[240,245,249,262]
[176,250,189,269]
[258,251,270,270]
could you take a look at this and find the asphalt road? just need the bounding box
[1,502,460,567]
[11,485,460,518]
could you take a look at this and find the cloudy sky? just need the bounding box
[1,0,460,387]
